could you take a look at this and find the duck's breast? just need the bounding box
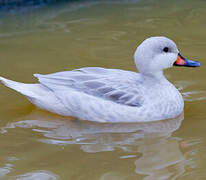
[143,81,184,119]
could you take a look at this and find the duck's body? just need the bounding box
[0,67,184,122]
[0,37,200,122]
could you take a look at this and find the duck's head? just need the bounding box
[134,36,201,77]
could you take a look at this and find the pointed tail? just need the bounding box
[0,76,38,98]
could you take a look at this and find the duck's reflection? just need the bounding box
[2,112,190,180]
[134,135,184,180]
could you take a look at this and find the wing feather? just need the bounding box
[34,67,144,107]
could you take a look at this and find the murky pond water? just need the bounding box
[0,0,206,179]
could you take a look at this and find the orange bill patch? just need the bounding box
[176,55,186,65]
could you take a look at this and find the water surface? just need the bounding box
[0,0,206,179]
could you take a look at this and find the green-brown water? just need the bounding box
[0,0,206,179]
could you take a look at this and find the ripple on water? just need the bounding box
[14,170,59,180]
[175,81,206,102]
[182,91,206,101]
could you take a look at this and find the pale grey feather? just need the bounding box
[34,67,144,107]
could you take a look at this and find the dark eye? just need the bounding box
[163,47,169,52]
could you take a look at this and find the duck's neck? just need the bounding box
[142,71,167,81]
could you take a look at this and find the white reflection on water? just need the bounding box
[0,163,13,178]
[14,170,59,180]
[1,111,199,179]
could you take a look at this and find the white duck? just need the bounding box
[0,36,201,123]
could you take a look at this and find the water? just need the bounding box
[0,0,206,179]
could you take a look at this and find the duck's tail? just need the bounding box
[0,76,40,98]
[0,76,69,116]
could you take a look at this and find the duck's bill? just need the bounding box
[174,53,201,67]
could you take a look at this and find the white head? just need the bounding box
[134,36,179,76]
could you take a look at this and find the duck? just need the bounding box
[0,36,201,123]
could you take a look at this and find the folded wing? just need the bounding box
[34,67,144,107]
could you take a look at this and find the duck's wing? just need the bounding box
[34,67,144,107]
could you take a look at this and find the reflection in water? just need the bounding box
[135,137,184,180]
[12,171,59,180]
[0,163,12,178]
[1,111,198,179]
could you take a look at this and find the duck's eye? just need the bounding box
[163,47,169,53]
